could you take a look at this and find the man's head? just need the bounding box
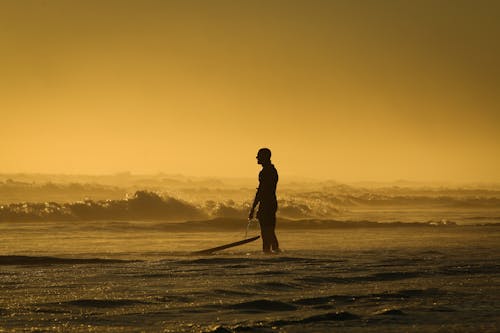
[256,148,272,165]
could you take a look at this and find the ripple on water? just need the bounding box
[209,289,255,297]
[272,311,360,326]
[46,299,151,308]
[227,299,298,312]
[375,308,406,316]
[0,255,138,266]
[247,281,301,291]
[296,270,425,285]
[293,295,356,306]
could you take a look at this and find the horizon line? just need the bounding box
[1,172,499,186]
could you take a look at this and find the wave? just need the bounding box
[296,264,499,285]
[144,218,498,232]
[46,299,150,308]
[439,263,500,275]
[133,273,171,278]
[246,281,301,291]
[293,295,355,306]
[292,289,442,307]
[31,308,72,314]
[272,311,360,326]
[204,218,500,230]
[253,270,289,276]
[296,270,425,285]
[226,299,297,312]
[204,288,451,331]
[209,289,255,297]
[174,255,337,266]
[374,308,406,316]
[0,190,207,222]
[0,255,138,266]
[3,185,500,223]
[155,295,193,303]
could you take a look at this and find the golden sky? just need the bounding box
[1,1,499,182]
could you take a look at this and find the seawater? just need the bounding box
[0,222,499,332]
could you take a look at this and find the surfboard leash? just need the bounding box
[245,218,256,239]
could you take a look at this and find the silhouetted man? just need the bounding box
[249,148,280,253]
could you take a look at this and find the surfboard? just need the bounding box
[191,236,260,255]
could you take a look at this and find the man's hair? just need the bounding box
[257,148,272,160]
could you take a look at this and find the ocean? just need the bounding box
[0,220,499,332]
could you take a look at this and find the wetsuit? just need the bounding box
[255,163,279,252]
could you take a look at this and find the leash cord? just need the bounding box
[245,218,255,239]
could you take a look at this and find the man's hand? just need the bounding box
[248,209,254,220]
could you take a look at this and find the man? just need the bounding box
[249,148,280,253]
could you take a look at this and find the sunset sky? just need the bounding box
[1,0,499,182]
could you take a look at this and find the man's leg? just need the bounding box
[269,215,280,251]
[258,218,271,253]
